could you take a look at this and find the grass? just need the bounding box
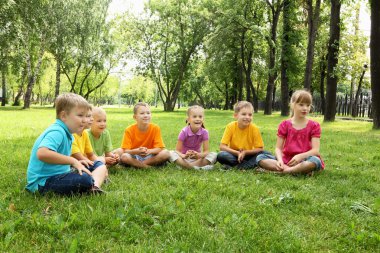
[1,106,380,252]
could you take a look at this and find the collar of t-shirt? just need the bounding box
[185,125,203,136]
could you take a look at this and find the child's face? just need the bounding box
[85,111,93,129]
[234,106,253,128]
[293,102,311,118]
[187,108,204,130]
[61,106,87,134]
[91,112,107,133]
[133,105,151,125]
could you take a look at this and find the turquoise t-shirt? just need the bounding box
[87,129,113,156]
[26,119,74,192]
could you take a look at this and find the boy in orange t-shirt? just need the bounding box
[120,102,170,168]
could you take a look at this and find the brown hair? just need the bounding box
[290,90,313,116]
[233,101,254,113]
[55,93,90,119]
[133,102,150,114]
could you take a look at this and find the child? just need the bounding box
[217,101,265,169]
[26,93,107,195]
[120,102,170,168]
[169,105,217,170]
[71,107,108,184]
[256,90,324,174]
[87,107,120,166]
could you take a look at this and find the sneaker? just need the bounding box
[193,166,200,170]
[221,164,232,170]
[200,165,214,170]
[90,186,106,195]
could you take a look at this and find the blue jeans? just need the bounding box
[217,151,269,169]
[256,152,323,171]
[38,172,94,195]
[38,161,104,195]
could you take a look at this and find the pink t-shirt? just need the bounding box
[178,126,209,154]
[278,119,324,169]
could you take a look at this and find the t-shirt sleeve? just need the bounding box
[153,126,165,148]
[202,129,209,141]
[71,136,81,154]
[121,128,132,149]
[178,128,186,142]
[84,133,93,154]
[39,130,63,152]
[104,130,113,152]
[277,120,288,138]
[220,124,232,145]
[311,122,321,138]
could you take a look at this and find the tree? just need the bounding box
[133,0,210,111]
[371,0,380,128]
[324,0,341,122]
[303,0,321,90]
[264,0,283,115]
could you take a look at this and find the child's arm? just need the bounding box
[72,152,93,167]
[175,140,188,159]
[219,143,240,156]
[37,147,92,176]
[274,136,285,170]
[287,137,320,166]
[190,140,210,159]
[86,152,99,162]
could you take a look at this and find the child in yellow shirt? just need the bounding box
[217,101,266,169]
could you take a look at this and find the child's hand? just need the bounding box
[137,147,148,156]
[79,159,94,168]
[238,150,245,163]
[190,151,201,159]
[288,155,302,166]
[185,150,194,158]
[72,159,92,176]
[276,161,284,171]
[105,156,118,165]
[113,153,120,162]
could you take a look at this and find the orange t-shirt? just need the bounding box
[121,123,165,150]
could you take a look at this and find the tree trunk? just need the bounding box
[23,44,45,109]
[304,0,321,90]
[324,0,341,122]
[1,68,6,106]
[371,0,380,128]
[223,80,229,110]
[280,0,291,116]
[264,1,281,115]
[319,53,327,115]
[352,68,366,117]
[53,58,61,108]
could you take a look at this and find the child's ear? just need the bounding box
[233,113,238,119]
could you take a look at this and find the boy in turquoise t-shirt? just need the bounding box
[26,93,107,195]
[87,107,120,166]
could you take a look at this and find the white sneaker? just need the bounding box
[200,165,214,170]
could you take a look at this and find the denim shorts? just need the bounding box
[256,153,323,171]
[132,154,154,161]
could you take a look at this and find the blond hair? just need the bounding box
[55,93,90,119]
[233,101,253,113]
[290,90,313,116]
[92,107,106,117]
[133,102,149,114]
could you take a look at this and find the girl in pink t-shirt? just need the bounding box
[169,105,217,170]
[256,90,324,174]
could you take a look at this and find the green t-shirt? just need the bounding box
[87,129,113,156]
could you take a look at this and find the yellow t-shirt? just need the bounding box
[121,123,165,150]
[220,121,264,151]
[71,130,93,155]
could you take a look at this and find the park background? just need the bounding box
[1,0,380,252]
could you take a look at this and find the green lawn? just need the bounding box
[1,107,379,252]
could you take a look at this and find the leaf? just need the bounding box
[8,203,16,212]
[350,202,375,215]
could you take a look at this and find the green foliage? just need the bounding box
[0,108,379,251]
